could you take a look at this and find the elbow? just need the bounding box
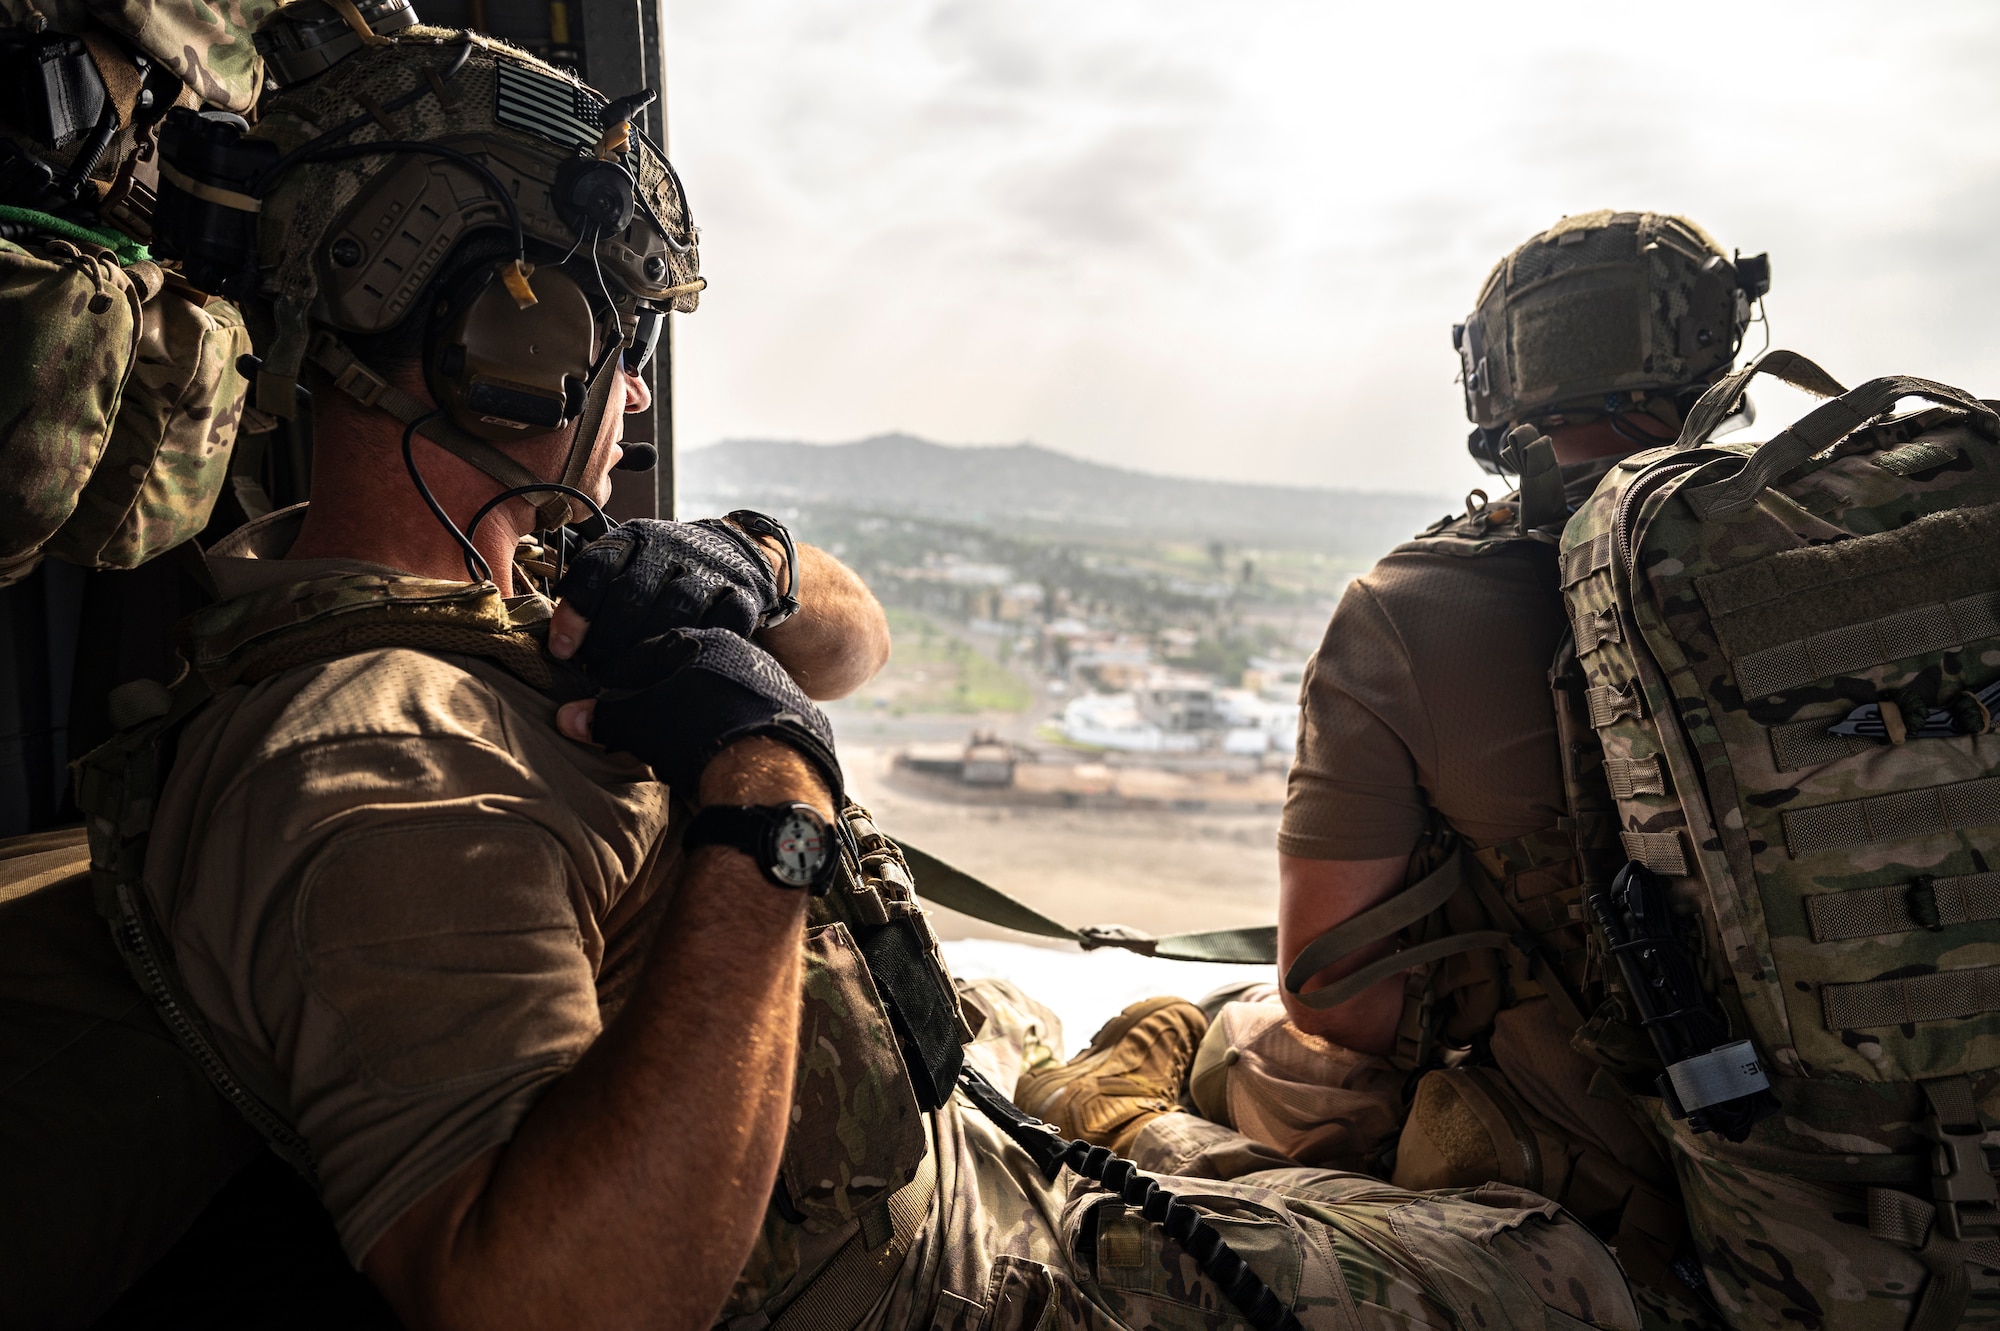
[802,592,892,701]
[1281,969,1404,1058]
[857,602,892,685]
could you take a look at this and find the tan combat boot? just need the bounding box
[1012,997,1208,1154]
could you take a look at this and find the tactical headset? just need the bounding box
[152,19,700,533]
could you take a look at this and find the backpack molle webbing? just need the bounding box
[1559,349,2000,1327]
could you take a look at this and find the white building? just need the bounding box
[1060,673,1296,755]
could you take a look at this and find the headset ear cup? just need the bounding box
[426,262,600,442]
[424,260,497,423]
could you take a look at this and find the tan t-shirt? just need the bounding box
[1278,543,1569,860]
[143,532,678,1263]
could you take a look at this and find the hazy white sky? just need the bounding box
[660,0,2000,496]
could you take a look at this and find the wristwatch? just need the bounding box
[686,802,836,891]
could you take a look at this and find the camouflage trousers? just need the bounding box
[725,975,1639,1331]
[877,1096,1638,1331]
[1649,1106,2000,1331]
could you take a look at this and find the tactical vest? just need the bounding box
[55,568,965,1329]
[1388,475,1603,1053]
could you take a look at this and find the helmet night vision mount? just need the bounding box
[151,1,702,536]
[1454,211,1771,474]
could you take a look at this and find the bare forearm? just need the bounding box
[369,742,823,1329]
[756,543,890,699]
[1276,852,1408,1055]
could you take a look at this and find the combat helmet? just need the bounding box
[1454,210,1770,472]
[151,1,702,534]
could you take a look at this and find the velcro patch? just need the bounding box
[495,60,605,151]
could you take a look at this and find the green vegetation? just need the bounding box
[877,609,1033,714]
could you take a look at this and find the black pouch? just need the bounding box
[830,805,972,1111]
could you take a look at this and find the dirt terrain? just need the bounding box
[842,744,1282,942]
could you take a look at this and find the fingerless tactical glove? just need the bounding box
[589,627,843,805]
[553,518,780,656]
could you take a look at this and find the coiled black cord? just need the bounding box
[956,1066,1303,1331]
[466,483,613,549]
[466,482,615,589]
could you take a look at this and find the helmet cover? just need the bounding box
[248,25,700,343]
[1456,210,1752,431]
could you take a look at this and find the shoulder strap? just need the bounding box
[184,573,565,696]
[1280,850,1469,1005]
[1669,347,2000,518]
[1671,348,1848,454]
[1683,366,2000,519]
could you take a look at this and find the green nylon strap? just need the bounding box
[1289,931,1514,1011]
[1118,924,1278,965]
[0,204,151,264]
[1671,348,1848,453]
[899,842,1279,964]
[1282,850,1465,995]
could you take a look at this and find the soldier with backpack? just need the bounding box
[1022,212,1775,1324]
[1024,208,2000,1331]
[8,15,1648,1330]
[1556,349,2000,1331]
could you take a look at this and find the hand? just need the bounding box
[562,626,843,806]
[550,519,780,661]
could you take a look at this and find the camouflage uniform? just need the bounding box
[0,0,264,583]
[120,517,1643,1331]
[725,972,1643,1331]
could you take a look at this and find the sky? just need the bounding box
[659,0,2000,497]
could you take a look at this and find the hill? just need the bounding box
[677,434,1453,554]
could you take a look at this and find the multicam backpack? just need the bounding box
[0,0,271,585]
[0,230,251,587]
[1559,350,2000,1331]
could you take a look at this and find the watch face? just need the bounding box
[769,806,831,889]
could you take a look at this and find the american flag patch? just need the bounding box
[494,61,605,150]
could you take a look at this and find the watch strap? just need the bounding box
[724,509,801,627]
[685,803,829,891]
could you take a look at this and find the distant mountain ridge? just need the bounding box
[678,433,1454,554]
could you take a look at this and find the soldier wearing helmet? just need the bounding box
[101,13,891,1324]
[1456,210,1769,472]
[60,14,1655,1323]
[1020,211,1772,1325]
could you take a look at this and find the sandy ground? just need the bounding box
[841,743,1281,942]
[839,743,1285,1043]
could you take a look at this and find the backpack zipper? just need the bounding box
[1614,459,1708,576]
